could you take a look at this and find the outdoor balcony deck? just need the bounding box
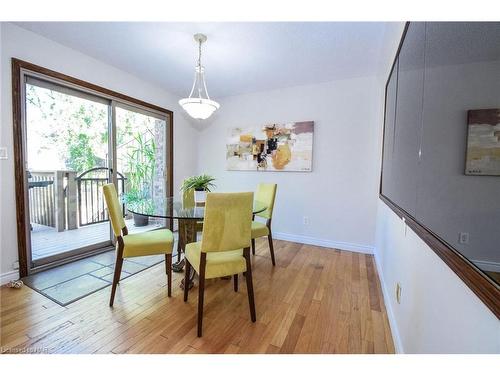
[31,218,164,260]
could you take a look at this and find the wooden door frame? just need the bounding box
[12,58,174,277]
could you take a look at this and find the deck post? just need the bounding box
[66,171,78,230]
[54,170,66,232]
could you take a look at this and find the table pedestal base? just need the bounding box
[172,258,185,273]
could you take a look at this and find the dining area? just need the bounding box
[102,178,278,337]
[3,170,394,353]
[0,19,404,356]
[2,16,497,362]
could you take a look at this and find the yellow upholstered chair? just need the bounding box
[182,187,196,208]
[251,183,277,265]
[103,183,174,306]
[182,188,204,231]
[183,192,256,337]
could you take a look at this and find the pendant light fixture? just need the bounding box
[179,33,220,120]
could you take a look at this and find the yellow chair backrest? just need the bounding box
[103,183,126,237]
[255,183,277,220]
[201,192,253,253]
[182,188,195,209]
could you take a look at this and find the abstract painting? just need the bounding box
[465,109,500,176]
[226,121,314,172]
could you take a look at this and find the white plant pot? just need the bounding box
[195,190,206,204]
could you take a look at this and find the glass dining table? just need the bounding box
[126,197,267,289]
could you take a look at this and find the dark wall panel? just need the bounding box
[416,22,500,266]
[380,22,500,292]
[381,58,398,200]
[390,22,425,216]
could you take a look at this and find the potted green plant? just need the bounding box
[123,188,149,226]
[180,174,216,204]
[123,133,156,227]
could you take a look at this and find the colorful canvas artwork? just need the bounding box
[226,121,314,172]
[465,109,500,176]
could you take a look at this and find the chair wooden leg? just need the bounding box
[184,259,191,302]
[243,248,256,322]
[233,274,238,292]
[197,253,207,337]
[109,243,124,307]
[268,231,276,266]
[165,254,172,297]
[251,238,256,255]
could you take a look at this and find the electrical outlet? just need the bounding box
[0,147,7,160]
[303,216,309,225]
[395,282,402,304]
[459,232,469,244]
[12,261,19,270]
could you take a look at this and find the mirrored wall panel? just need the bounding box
[390,22,425,216]
[381,22,500,286]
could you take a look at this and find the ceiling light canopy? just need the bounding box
[179,33,220,120]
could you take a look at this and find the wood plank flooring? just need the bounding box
[0,239,395,354]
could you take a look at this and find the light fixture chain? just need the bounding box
[198,38,202,68]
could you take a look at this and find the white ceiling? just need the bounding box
[15,22,393,98]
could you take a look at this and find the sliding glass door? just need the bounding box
[20,70,172,273]
[25,77,113,267]
[115,104,168,233]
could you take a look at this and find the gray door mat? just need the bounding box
[22,249,176,306]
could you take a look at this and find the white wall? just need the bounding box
[0,23,198,281]
[374,23,500,354]
[375,202,500,353]
[0,23,7,282]
[196,77,382,253]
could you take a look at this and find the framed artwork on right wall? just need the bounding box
[465,108,500,176]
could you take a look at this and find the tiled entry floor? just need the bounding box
[23,249,174,306]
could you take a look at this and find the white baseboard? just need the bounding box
[471,259,500,273]
[373,249,404,354]
[272,232,374,254]
[1,270,20,286]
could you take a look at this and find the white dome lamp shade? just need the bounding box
[179,34,220,120]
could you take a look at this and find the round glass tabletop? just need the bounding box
[126,197,267,220]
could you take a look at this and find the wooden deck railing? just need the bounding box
[29,168,125,232]
[75,168,125,227]
[28,170,77,232]
[28,171,56,228]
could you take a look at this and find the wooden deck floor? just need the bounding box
[0,239,394,354]
[31,219,163,260]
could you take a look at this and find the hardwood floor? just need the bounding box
[0,239,395,354]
